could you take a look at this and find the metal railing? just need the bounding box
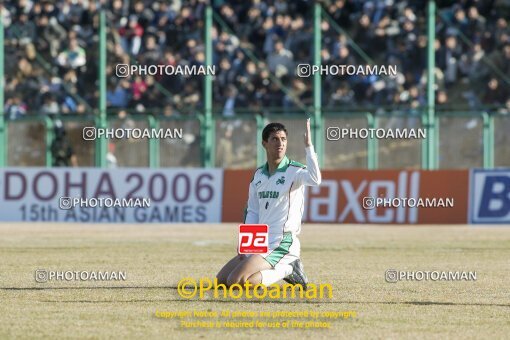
[4,110,505,169]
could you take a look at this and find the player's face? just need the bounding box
[263,131,287,160]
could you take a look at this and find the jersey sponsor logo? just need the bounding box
[255,180,262,187]
[258,191,279,199]
[470,169,510,224]
[238,224,269,254]
[276,176,286,185]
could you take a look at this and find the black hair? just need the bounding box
[262,122,287,142]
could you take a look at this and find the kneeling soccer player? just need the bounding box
[216,119,322,290]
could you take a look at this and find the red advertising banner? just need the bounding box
[223,169,253,222]
[222,170,469,224]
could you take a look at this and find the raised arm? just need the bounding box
[243,176,259,223]
[296,119,322,186]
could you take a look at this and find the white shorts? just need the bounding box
[248,232,300,268]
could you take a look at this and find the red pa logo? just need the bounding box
[238,224,269,254]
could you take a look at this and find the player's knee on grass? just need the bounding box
[226,254,271,286]
[216,255,245,284]
[226,271,262,286]
[246,272,262,285]
[226,272,246,286]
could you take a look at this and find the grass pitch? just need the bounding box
[0,223,509,339]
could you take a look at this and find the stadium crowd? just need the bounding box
[2,0,510,119]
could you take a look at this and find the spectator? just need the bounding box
[437,35,462,87]
[5,96,27,120]
[328,83,355,108]
[56,38,86,70]
[119,15,144,56]
[107,80,130,108]
[267,40,294,77]
[131,75,148,104]
[223,85,243,117]
[9,13,36,45]
[482,78,508,106]
[162,104,180,117]
[41,94,60,115]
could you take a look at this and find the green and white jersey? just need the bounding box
[244,146,322,237]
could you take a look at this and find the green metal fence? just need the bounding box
[3,111,505,169]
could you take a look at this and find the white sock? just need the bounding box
[260,264,292,286]
[277,263,293,277]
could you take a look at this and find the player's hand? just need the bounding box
[304,118,312,147]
